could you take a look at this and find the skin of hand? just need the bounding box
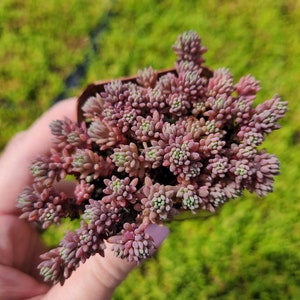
[0,98,169,300]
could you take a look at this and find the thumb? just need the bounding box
[0,98,77,215]
[43,224,169,300]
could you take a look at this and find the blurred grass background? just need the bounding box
[1,0,300,299]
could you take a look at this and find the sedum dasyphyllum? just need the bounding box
[17,30,287,285]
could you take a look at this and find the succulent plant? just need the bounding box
[17,30,287,285]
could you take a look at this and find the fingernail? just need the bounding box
[145,223,170,247]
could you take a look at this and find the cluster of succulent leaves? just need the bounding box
[17,30,287,285]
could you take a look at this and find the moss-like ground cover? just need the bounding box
[1,1,299,299]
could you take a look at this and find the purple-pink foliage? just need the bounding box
[17,30,287,285]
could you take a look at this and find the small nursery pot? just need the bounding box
[76,66,216,221]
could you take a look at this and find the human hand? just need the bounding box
[0,98,169,300]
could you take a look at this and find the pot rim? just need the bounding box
[77,66,213,123]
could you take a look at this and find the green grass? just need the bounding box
[0,0,112,149]
[1,0,300,299]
